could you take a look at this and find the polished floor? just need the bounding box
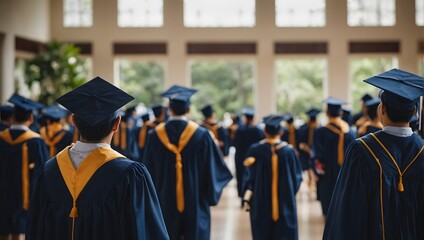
[211,150,325,240]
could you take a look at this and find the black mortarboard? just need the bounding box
[43,105,68,120]
[365,98,381,108]
[161,85,197,113]
[151,105,163,118]
[306,108,320,118]
[282,113,294,123]
[242,108,255,118]
[141,112,150,123]
[263,114,284,135]
[56,76,134,127]
[364,68,424,112]
[201,104,214,118]
[8,93,44,112]
[361,94,372,102]
[324,97,346,115]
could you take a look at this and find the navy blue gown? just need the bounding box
[243,139,303,240]
[143,120,232,240]
[323,131,424,240]
[0,129,49,234]
[200,121,230,157]
[111,121,139,160]
[40,123,73,157]
[312,120,355,215]
[134,120,160,162]
[26,147,169,240]
[234,124,265,197]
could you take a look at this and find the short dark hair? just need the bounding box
[74,115,116,141]
[384,103,415,123]
[0,111,13,122]
[265,125,280,137]
[14,108,32,123]
[169,103,188,116]
[366,104,379,120]
[327,109,341,118]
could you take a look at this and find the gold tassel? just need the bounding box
[337,132,344,166]
[69,202,79,217]
[398,176,404,192]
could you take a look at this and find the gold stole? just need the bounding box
[325,118,350,166]
[40,123,66,157]
[358,120,383,136]
[155,121,198,213]
[358,135,424,240]
[307,121,318,146]
[355,115,368,127]
[113,122,127,150]
[0,129,40,210]
[202,122,222,146]
[56,147,124,240]
[287,124,296,146]
[244,137,287,222]
[138,121,157,148]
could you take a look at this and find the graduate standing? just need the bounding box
[135,104,165,162]
[298,108,320,171]
[324,69,424,239]
[353,93,372,128]
[0,94,49,240]
[357,98,383,137]
[242,114,302,240]
[39,105,73,157]
[234,108,265,201]
[111,108,139,160]
[312,97,355,216]
[143,85,232,240]
[26,77,169,240]
[200,104,230,157]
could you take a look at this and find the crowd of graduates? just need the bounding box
[0,68,423,240]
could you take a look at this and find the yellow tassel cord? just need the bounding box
[22,143,29,210]
[271,144,279,222]
[175,153,184,212]
[370,133,424,193]
[307,122,317,146]
[69,201,79,217]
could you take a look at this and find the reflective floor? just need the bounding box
[211,150,325,240]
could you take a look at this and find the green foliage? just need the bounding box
[191,61,254,121]
[350,57,395,113]
[118,60,165,107]
[276,59,325,120]
[24,40,88,105]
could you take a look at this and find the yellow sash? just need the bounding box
[287,124,296,146]
[307,122,318,146]
[138,121,158,148]
[357,120,383,137]
[41,123,67,157]
[155,121,198,213]
[325,118,350,166]
[0,129,40,210]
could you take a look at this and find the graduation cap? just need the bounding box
[282,113,294,123]
[201,104,214,118]
[161,85,197,113]
[141,112,150,123]
[365,98,381,108]
[263,114,284,134]
[43,105,68,120]
[361,94,373,102]
[8,93,44,112]
[151,104,164,118]
[364,68,424,112]
[242,108,255,118]
[324,97,347,115]
[56,76,134,127]
[306,108,320,117]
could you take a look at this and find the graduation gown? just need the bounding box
[201,121,230,157]
[243,138,302,240]
[357,120,383,137]
[0,122,9,131]
[0,129,49,234]
[297,121,319,170]
[312,118,355,215]
[40,123,73,157]
[111,121,139,160]
[26,147,169,240]
[134,120,160,162]
[234,124,265,197]
[143,120,232,240]
[323,131,424,240]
